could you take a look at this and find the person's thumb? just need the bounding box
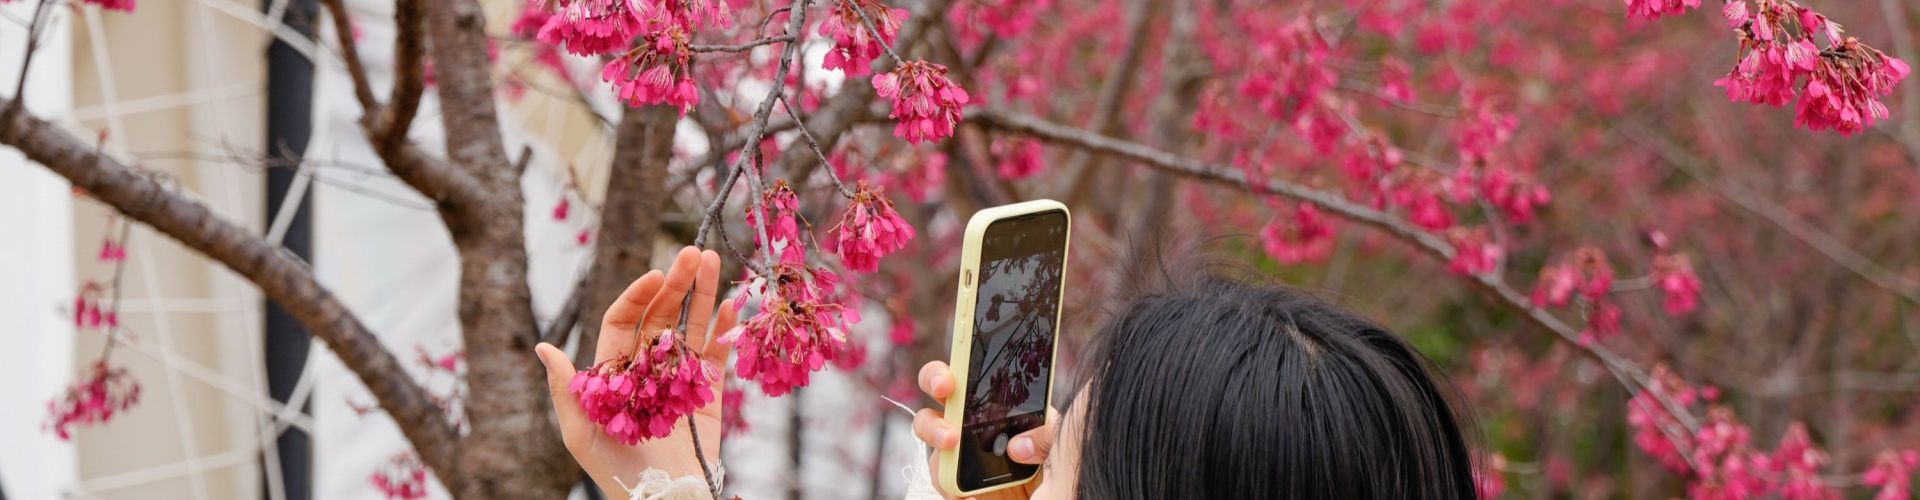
[536,343,583,426]
[1008,422,1054,464]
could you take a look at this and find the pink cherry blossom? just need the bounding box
[97,238,125,262]
[1475,454,1505,500]
[819,0,907,75]
[44,360,142,440]
[1623,0,1699,20]
[370,451,428,500]
[1260,202,1333,264]
[537,0,644,56]
[1654,253,1701,314]
[569,328,719,445]
[720,385,748,437]
[1863,449,1920,500]
[551,196,570,221]
[601,27,699,114]
[873,60,969,144]
[830,181,915,273]
[720,263,860,396]
[993,137,1044,179]
[1446,229,1501,275]
[747,181,804,251]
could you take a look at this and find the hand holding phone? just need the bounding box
[937,200,1071,496]
[912,361,1052,499]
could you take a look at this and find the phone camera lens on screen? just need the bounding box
[959,211,1066,491]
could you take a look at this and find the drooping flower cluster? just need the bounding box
[71,280,118,331]
[1260,201,1333,264]
[746,181,806,264]
[571,328,719,444]
[1709,0,1910,135]
[44,360,142,440]
[1654,253,1702,314]
[873,60,969,144]
[992,137,1044,179]
[1863,449,1920,500]
[1627,367,1847,498]
[721,262,859,396]
[600,26,699,114]
[830,180,915,273]
[536,0,729,110]
[1446,229,1502,276]
[536,0,645,55]
[1623,0,1700,20]
[819,0,907,75]
[370,451,429,500]
[1531,248,1622,343]
[98,237,126,262]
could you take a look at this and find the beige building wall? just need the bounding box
[63,2,270,498]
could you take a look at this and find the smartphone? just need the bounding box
[939,200,1071,496]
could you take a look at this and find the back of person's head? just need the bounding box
[1071,245,1479,499]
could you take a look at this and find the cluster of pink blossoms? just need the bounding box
[44,360,142,440]
[819,0,907,75]
[1864,450,1920,500]
[571,328,718,444]
[600,27,700,114]
[1446,229,1503,276]
[873,60,969,144]
[1621,366,1885,499]
[370,451,428,499]
[830,181,915,273]
[721,262,859,396]
[1531,248,1622,344]
[1623,0,1700,20]
[992,137,1044,179]
[1260,201,1333,264]
[536,0,729,112]
[537,0,645,55]
[1708,0,1910,135]
[71,281,119,331]
[1653,252,1702,314]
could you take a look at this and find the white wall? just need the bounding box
[0,2,79,499]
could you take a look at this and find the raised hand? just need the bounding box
[537,247,736,495]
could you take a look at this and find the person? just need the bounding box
[538,245,1483,499]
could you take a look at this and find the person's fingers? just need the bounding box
[918,361,954,400]
[597,270,664,362]
[701,298,738,366]
[536,343,584,446]
[1008,422,1055,464]
[680,250,723,342]
[913,408,959,449]
[638,247,705,335]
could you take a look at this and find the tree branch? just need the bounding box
[689,33,796,53]
[0,100,464,488]
[773,0,956,178]
[424,0,514,185]
[318,0,490,210]
[380,0,426,158]
[1619,120,1920,304]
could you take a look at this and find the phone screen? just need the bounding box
[958,210,1068,492]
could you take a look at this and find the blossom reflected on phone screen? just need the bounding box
[958,212,1066,490]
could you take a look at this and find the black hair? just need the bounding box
[1072,247,1480,499]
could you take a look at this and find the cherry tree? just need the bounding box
[3,0,1918,497]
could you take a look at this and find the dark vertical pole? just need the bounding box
[789,387,804,500]
[264,1,317,499]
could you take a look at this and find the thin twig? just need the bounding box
[778,95,856,198]
[845,0,905,66]
[2,0,53,138]
[690,34,797,53]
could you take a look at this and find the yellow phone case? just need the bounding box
[939,199,1072,496]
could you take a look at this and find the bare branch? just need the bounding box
[318,0,376,112]
[380,0,427,157]
[0,99,464,486]
[424,0,515,184]
[689,33,796,53]
[1620,121,1920,304]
